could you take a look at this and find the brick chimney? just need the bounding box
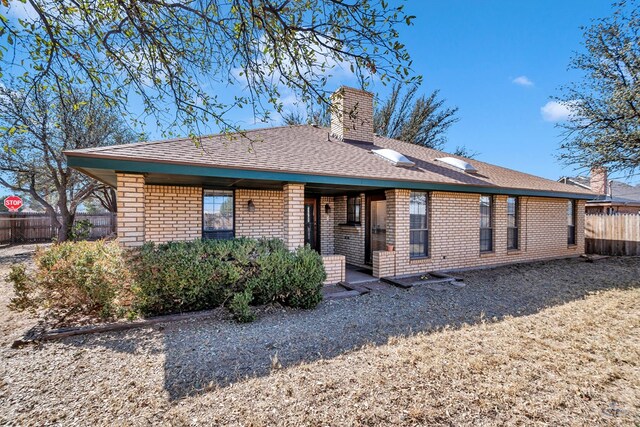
[590,166,608,195]
[330,86,374,143]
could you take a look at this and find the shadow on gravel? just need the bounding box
[154,257,640,400]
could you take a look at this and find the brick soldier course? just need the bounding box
[68,86,594,285]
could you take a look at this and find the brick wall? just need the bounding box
[144,185,202,243]
[236,189,284,239]
[330,87,374,143]
[334,194,367,266]
[322,255,345,285]
[320,196,335,255]
[373,250,396,278]
[385,188,410,274]
[283,183,305,250]
[116,173,146,247]
[373,191,586,277]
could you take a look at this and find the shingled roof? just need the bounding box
[561,175,640,204]
[65,124,594,198]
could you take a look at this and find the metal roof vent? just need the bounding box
[371,148,415,167]
[435,157,478,174]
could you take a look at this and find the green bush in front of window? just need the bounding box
[130,238,326,319]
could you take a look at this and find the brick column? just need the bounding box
[283,183,305,250]
[493,195,508,256]
[320,196,335,255]
[116,173,145,247]
[385,188,410,275]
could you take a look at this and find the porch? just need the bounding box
[300,187,406,285]
[113,171,406,286]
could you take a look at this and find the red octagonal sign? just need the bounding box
[4,196,23,212]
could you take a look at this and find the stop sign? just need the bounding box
[4,196,23,212]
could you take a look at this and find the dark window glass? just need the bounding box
[567,200,576,245]
[409,192,429,258]
[347,196,361,224]
[480,195,493,252]
[507,196,518,250]
[203,190,234,239]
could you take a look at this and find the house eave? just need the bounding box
[66,154,594,200]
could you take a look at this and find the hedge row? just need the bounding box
[9,238,326,323]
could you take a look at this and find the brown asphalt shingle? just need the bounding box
[65,125,593,195]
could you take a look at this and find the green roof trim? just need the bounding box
[66,155,592,200]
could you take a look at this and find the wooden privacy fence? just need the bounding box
[0,213,116,244]
[585,214,640,256]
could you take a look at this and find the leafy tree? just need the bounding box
[0,194,10,212]
[0,0,417,135]
[556,0,640,174]
[0,82,137,241]
[283,83,476,157]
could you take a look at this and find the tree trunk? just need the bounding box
[57,212,75,242]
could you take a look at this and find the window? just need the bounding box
[480,195,493,252]
[203,190,234,239]
[507,196,519,250]
[567,200,576,245]
[347,196,361,224]
[409,192,429,258]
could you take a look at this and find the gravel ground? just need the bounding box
[0,244,50,342]
[0,247,639,425]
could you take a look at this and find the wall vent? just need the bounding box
[371,148,415,167]
[435,157,478,174]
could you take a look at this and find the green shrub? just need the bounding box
[8,263,37,312]
[246,245,326,309]
[131,238,325,318]
[69,219,93,241]
[229,289,255,322]
[130,238,273,316]
[8,240,133,319]
[284,246,326,309]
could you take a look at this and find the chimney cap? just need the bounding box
[331,86,375,97]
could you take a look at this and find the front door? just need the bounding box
[304,198,319,251]
[366,195,387,263]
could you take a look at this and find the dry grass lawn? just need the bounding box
[169,287,639,426]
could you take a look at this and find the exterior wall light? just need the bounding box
[325,203,331,214]
[247,199,256,212]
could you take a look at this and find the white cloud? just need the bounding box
[512,75,534,87]
[540,100,576,122]
[279,93,301,108]
[6,2,39,21]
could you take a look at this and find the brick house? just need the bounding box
[66,86,593,284]
[559,167,640,214]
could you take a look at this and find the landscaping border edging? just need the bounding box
[11,309,220,348]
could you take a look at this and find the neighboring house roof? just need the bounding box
[560,176,640,205]
[66,125,594,199]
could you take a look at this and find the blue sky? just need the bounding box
[385,0,616,182]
